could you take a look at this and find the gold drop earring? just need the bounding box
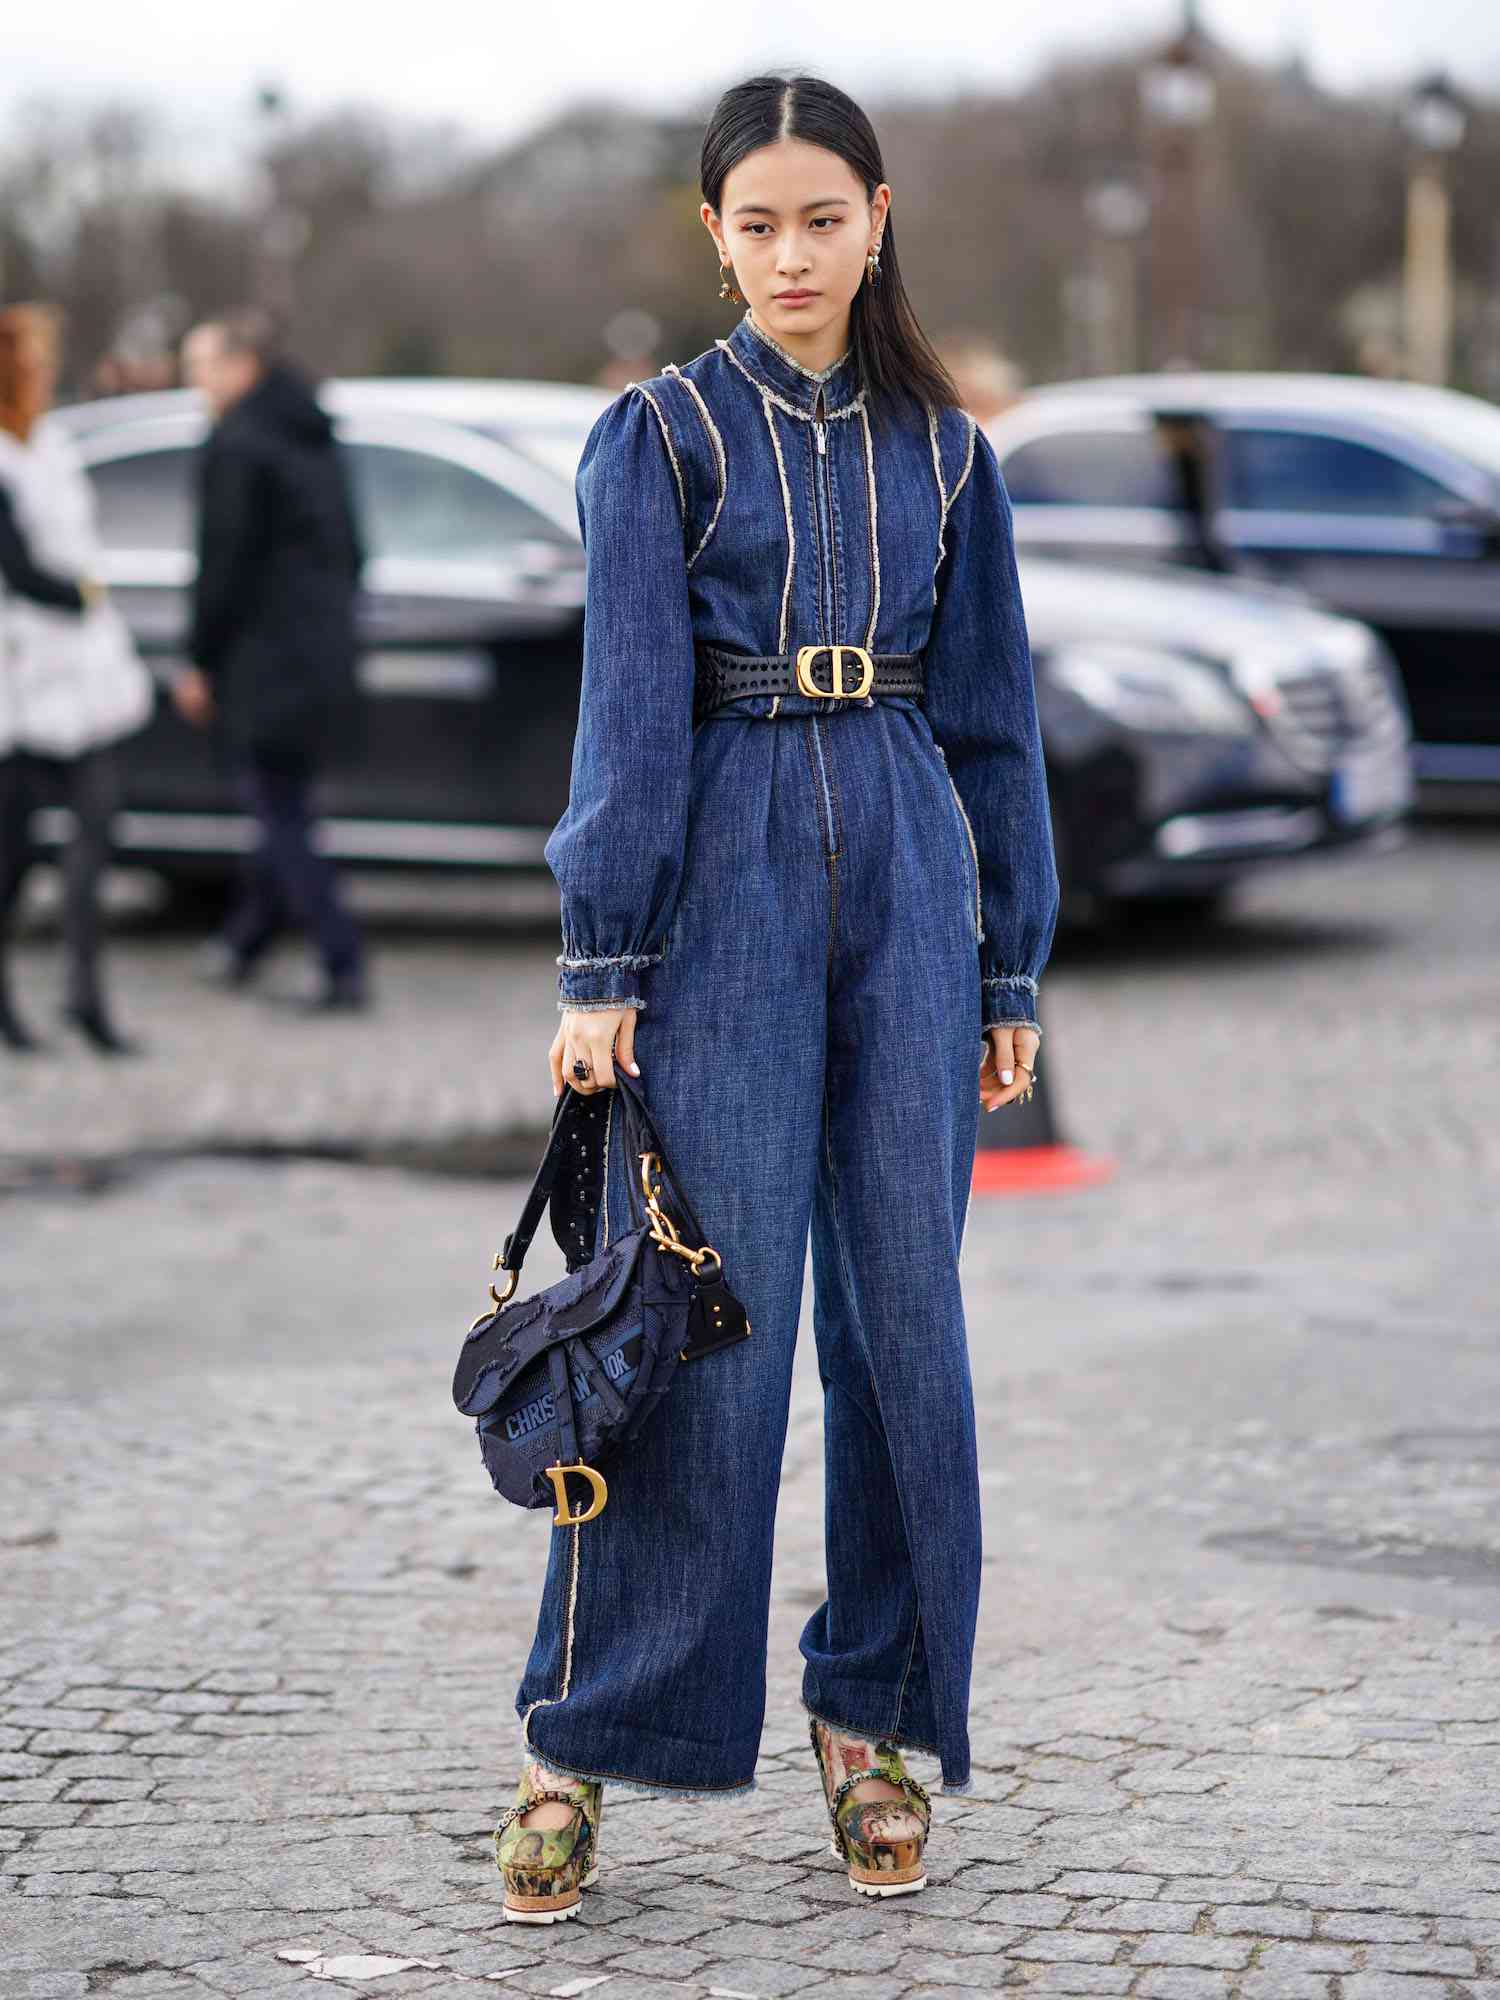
[718,259,743,304]
[866,240,883,286]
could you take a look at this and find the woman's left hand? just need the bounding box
[979,1024,1040,1112]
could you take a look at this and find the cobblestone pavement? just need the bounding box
[2,820,1499,1998]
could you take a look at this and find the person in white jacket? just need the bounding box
[0,303,153,1053]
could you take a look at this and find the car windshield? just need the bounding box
[471,423,597,485]
[1397,390,1500,484]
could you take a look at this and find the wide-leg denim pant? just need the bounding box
[518,691,983,1797]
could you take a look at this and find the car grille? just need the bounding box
[1266,650,1404,772]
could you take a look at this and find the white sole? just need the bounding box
[853,1874,927,1898]
[503,1899,580,1924]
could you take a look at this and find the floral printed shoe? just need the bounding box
[494,1759,604,1923]
[809,1715,931,1897]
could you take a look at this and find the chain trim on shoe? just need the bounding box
[495,1763,604,1924]
[809,1715,932,1898]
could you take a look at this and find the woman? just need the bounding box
[0,303,153,1053]
[494,72,1059,1922]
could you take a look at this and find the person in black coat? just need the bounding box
[176,309,369,1009]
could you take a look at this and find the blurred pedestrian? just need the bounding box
[0,302,154,1055]
[935,331,1027,425]
[176,309,369,1011]
[1156,413,1231,573]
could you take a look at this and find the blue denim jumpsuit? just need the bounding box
[517,308,1060,1799]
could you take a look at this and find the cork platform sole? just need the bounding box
[501,1861,601,1923]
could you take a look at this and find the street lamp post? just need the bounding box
[1402,72,1467,387]
[1085,180,1151,374]
[1139,2,1216,370]
[251,82,308,324]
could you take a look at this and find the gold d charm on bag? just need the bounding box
[544,1461,609,1526]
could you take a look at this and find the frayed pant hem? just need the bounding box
[516,1714,758,1801]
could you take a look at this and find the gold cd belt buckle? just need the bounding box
[795,644,875,700]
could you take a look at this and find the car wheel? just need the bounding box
[1117,885,1236,925]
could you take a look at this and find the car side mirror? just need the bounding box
[1431,494,1500,550]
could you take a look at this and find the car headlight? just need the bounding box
[1048,644,1255,737]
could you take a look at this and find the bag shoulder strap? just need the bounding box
[494,1074,711,1288]
[613,1070,712,1252]
[497,1085,599,1281]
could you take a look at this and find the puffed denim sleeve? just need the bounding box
[921,421,1060,1038]
[543,388,697,1012]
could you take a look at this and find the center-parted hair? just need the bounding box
[700,73,961,434]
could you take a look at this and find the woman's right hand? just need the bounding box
[549,1006,640,1097]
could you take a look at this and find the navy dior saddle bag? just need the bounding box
[451,1070,750,1525]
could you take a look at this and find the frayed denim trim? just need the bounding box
[982,971,1040,995]
[628,382,686,523]
[515,1717,758,1801]
[557,951,662,971]
[940,1774,976,1795]
[982,1017,1042,1039]
[950,410,979,507]
[556,996,647,1012]
[742,306,852,384]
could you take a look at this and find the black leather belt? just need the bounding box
[694,642,924,721]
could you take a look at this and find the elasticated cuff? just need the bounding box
[556,949,660,1010]
[980,970,1040,1035]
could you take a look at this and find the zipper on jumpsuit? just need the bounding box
[807,386,840,957]
[804,382,947,1773]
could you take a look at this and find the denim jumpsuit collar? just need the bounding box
[720,309,863,418]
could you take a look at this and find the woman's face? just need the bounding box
[705,137,888,349]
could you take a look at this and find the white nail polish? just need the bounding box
[1001,1069,1013,1085]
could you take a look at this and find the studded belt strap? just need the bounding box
[694,642,925,722]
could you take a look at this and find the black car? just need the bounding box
[985,372,1500,798]
[1018,555,1412,917]
[57,380,1413,921]
[56,382,605,872]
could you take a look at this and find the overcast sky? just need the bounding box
[6,0,1498,188]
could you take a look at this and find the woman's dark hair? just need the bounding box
[700,73,961,431]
